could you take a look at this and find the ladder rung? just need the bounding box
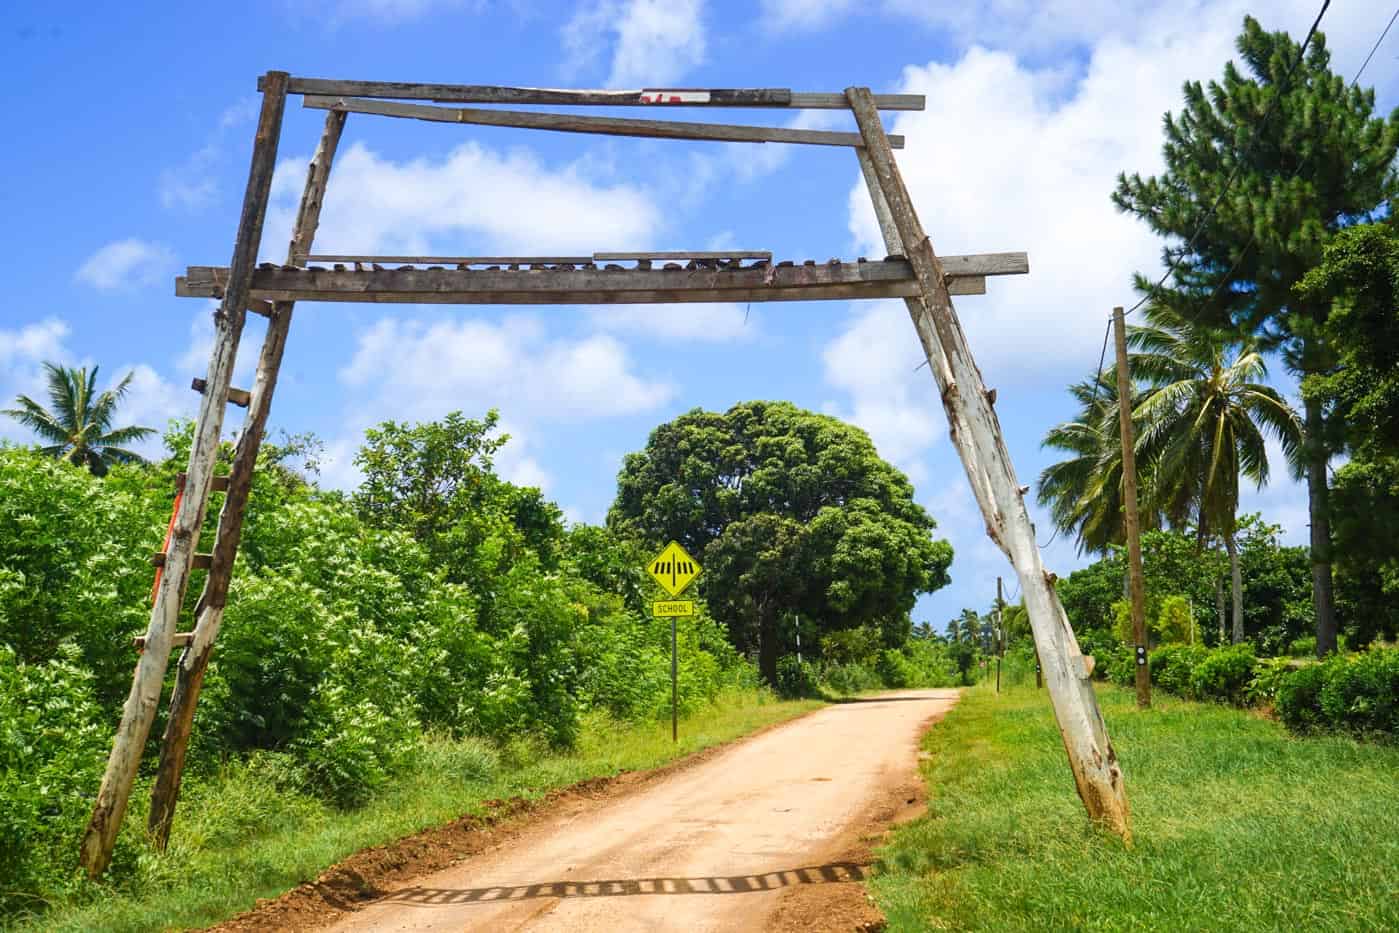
[151,552,213,570]
[176,472,230,492]
[248,299,274,317]
[132,632,195,651]
[190,377,251,408]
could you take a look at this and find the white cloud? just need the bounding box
[264,141,662,260]
[585,302,754,341]
[760,0,855,31]
[160,98,258,211]
[76,239,176,291]
[821,303,942,483]
[0,318,69,369]
[177,301,258,386]
[563,0,706,88]
[340,315,671,421]
[108,364,186,457]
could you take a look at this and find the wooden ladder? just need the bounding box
[79,74,349,876]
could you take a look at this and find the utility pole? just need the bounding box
[1112,306,1151,708]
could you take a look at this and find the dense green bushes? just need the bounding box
[1138,636,1399,741]
[1276,647,1399,737]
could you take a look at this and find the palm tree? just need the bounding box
[4,363,155,476]
[1129,308,1302,643]
[1038,372,1158,556]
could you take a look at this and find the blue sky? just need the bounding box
[2,0,1395,625]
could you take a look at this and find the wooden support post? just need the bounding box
[148,108,347,850]
[79,72,291,878]
[846,86,1131,840]
[996,576,1003,694]
[1112,306,1151,708]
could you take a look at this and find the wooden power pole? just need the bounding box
[1111,307,1150,708]
[995,576,1003,694]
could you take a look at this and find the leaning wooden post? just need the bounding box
[148,108,347,849]
[79,72,291,878]
[846,86,1131,840]
[1111,306,1151,708]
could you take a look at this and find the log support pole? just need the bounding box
[79,72,291,877]
[147,108,348,850]
[846,86,1131,840]
[1112,306,1151,708]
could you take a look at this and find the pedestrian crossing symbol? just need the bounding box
[647,541,701,597]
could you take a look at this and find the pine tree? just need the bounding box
[1112,16,1399,656]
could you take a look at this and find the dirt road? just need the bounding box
[322,689,958,932]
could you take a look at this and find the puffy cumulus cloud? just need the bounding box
[177,301,259,386]
[563,0,706,88]
[339,315,672,422]
[0,318,69,369]
[75,239,176,291]
[821,303,942,484]
[760,0,855,31]
[106,363,187,457]
[263,141,662,261]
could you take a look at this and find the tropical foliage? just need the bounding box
[3,363,154,476]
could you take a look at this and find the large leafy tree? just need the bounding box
[1296,223,1399,646]
[1130,307,1301,642]
[608,401,952,684]
[1113,16,1399,655]
[3,363,154,476]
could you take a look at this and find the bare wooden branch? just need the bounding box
[303,95,905,148]
[80,71,291,880]
[148,107,348,852]
[268,76,925,110]
[847,85,1131,840]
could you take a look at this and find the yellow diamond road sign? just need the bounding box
[648,541,701,597]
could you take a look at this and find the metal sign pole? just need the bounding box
[671,616,678,742]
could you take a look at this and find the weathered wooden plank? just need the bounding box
[190,377,251,408]
[268,76,924,110]
[133,633,194,651]
[306,254,595,265]
[148,108,349,852]
[80,72,291,880]
[303,95,905,148]
[150,553,213,570]
[847,85,1131,840]
[177,472,229,493]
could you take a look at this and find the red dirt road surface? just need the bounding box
[323,689,959,932]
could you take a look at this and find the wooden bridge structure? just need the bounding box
[80,72,1131,876]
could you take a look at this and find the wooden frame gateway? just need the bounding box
[80,73,1130,876]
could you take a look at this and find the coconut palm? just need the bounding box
[1038,371,1158,556]
[1129,308,1302,643]
[4,363,155,476]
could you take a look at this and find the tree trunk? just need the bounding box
[1215,572,1226,644]
[757,605,779,687]
[1303,393,1337,657]
[1226,531,1244,644]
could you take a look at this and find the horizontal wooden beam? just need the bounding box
[303,96,904,149]
[133,632,194,651]
[176,255,1017,304]
[151,553,213,570]
[267,76,925,111]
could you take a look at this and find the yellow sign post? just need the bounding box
[646,541,703,741]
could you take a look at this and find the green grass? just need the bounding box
[13,689,819,933]
[870,684,1399,932]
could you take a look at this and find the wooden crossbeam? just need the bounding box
[177,254,1026,305]
[304,96,905,148]
[266,76,925,111]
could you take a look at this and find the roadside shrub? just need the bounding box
[1150,643,1209,695]
[903,640,958,687]
[0,644,114,910]
[876,648,914,688]
[775,655,820,698]
[1246,656,1300,707]
[1103,645,1136,687]
[822,661,881,695]
[1188,644,1257,704]
[1316,647,1399,736]
[1276,663,1333,733]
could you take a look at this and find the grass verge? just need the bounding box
[870,684,1399,932]
[14,688,819,933]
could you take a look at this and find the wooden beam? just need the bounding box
[148,108,349,853]
[846,85,1132,840]
[80,71,291,880]
[267,76,925,110]
[1113,305,1151,709]
[177,258,1002,303]
[303,95,905,148]
[306,254,594,266]
[133,633,195,651]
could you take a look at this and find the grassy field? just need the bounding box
[870,683,1399,932]
[14,689,819,933]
